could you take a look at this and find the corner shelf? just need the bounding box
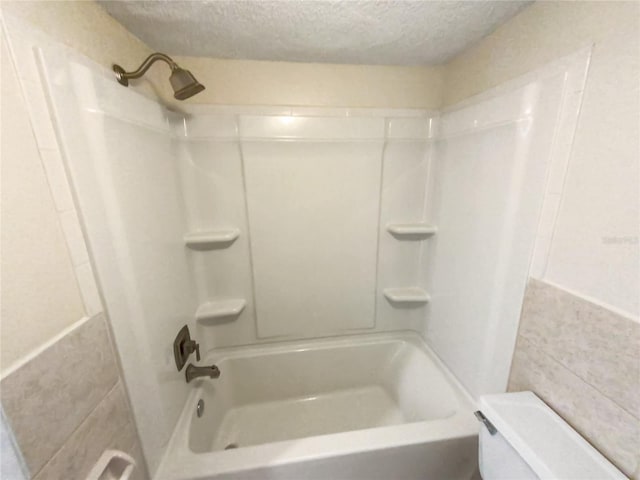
[386,223,437,239]
[184,229,240,250]
[383,288,431,305]
[196,299,246,323]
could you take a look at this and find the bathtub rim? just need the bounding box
[156,330,480,479]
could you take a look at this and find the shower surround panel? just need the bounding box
[177,106,437,346]
[241,119,384,338]
[38,49,195,473]
[37,32,587,477]
[39,44,436,474]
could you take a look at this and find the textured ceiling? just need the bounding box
[99,0,532,66]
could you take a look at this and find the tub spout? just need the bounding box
[185,363,220,383]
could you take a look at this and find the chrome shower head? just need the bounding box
[113,52,205,100]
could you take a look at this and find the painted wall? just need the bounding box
[443,1,640,318]
[0,3,445,110]
[0,1,164,97]
[0,31,85,372]
[0,0,158,374]
[172,56,444,109]
[443,2,637,105]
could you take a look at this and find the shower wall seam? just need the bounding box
[236,114,261,341]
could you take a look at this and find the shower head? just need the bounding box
[169,67,205,100]
[113,52,205,100]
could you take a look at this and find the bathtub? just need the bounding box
[156,332,479,479]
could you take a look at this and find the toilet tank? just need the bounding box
[477,391,627,480]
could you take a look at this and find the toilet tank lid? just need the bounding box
[479,392,627,480]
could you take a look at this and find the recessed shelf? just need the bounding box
[384,288,431,305]
[196,299,246,323]
[184,229,240,250]
[387,223,437,239]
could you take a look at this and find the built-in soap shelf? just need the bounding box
[184,228,240,250]
[196,299,246,323]
[86,449,135,480]
[384,287,431,305]
[386,223,437,239]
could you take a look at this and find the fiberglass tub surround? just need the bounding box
[35,28,589,478]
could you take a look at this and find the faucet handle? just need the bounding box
[183,339,199,358]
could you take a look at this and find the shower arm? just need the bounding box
[113,53,179,86]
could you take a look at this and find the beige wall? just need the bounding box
[1,1,150,67]
[0,33,86,372]
[1,2,444,109]
[443,1,638,105]
[0,1,167,98]
[444,1,640,318]
[173,56,443,108]
[0,1,159,374]
[1,1,148,67]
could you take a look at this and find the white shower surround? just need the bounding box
[27,24,589,477]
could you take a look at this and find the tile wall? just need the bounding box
[0,314,149,479]
[509,278,640,478]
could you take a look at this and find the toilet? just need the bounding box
[476,391,627,480]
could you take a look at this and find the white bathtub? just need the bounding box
[156,332,479,479]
